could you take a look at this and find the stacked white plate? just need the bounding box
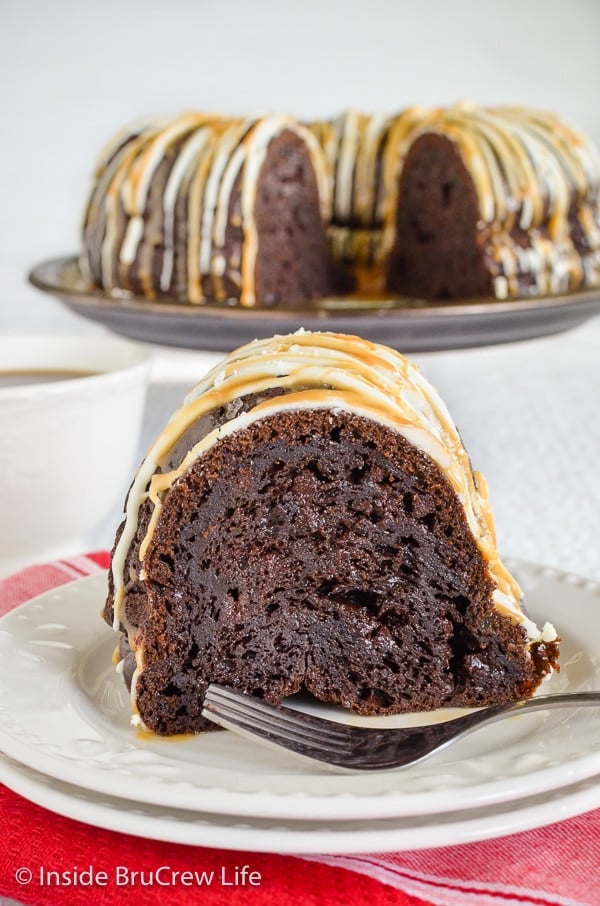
[1,560,599,854]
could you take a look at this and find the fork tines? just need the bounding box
[202,684,355,764]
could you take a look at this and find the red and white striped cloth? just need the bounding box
[0,555,598,906]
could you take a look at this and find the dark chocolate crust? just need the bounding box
[106,409,558,736]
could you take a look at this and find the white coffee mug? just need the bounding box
[0,334,151,575]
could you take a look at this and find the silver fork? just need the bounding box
[202,685,600,772]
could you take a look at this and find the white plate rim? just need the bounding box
[2,752,599,854]
[0,560,599,822]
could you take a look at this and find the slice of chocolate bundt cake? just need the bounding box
[80,113,334,306]
[105,331,559,736]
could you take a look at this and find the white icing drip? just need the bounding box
[354,112,391,222]
[116,114,210,275]
[212,140,248,248]
[198,120,250,275]
[160,127,213,292]
[119,216,144,265]
[334,111,360,221]
[494,275,509,299]
[212,253,226,277]
[541,622,559,643]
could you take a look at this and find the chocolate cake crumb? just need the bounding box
[107,410,557,736]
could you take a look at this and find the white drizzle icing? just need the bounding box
[160,127,214,292]
[118,114,214,272]
[198,120,251,281]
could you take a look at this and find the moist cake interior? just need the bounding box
[113,409,549,736]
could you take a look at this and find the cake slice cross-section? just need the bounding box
[104,331,559,735]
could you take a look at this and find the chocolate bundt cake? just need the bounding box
[104,331,559,736]
[81,104,600,307]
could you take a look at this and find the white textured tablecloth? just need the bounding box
[1,262,599,582]
[413,321,600,582]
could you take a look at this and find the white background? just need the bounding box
[0,0,599,579]
[2,0,600,269]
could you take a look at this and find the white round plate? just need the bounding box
[0,561,598,822]
[2,752,599,854]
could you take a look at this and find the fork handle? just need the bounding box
[451,690,600,739]
[485,691,600,719]
[367,690,600,771]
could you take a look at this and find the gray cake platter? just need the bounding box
[29,255,600,353]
